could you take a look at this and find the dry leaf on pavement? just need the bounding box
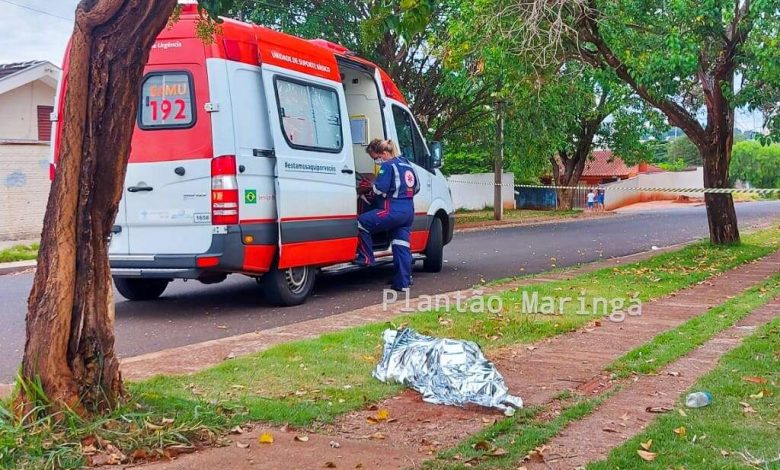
[640,439,652,451]
[674,426,687,437]
[258,432,274,444]
[236,442,249,449]
[645,406,673,413]
[294,435,309,442]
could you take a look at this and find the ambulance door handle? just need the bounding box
[128,185,153,193]
[341,169,354,175]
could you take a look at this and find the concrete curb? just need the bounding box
[454,211,618,233]
[0,260,37,276]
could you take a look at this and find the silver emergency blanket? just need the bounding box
[373,328,523,413]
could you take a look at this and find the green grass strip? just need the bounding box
[589,317,780,469]
[423,392,614,469]
[0,243,38,263]
[610,273,780,377]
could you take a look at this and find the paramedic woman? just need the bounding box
[355,139,420,291]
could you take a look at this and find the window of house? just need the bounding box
[37,105,53,141]
[275,77,342,152]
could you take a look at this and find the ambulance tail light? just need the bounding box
[49,163,56,182]
[211,155,239,225]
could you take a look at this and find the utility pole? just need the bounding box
[494,99,504,221]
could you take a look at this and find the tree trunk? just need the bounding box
[702,141,740,245]
[19,0,177,417]
[556,187,575,210]
[494,100,504,220]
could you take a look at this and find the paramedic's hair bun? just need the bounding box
[366,139,399,156]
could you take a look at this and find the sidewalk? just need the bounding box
[135,251,780,469]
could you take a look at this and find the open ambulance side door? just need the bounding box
[261,63,357,269]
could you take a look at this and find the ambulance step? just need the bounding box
[321,254,425,275]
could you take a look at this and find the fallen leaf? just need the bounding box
[742,376,768,384]
[526,346,537,351]
[370,432,385,440]
[740,402,756,414]
[236,442,249,449]
[217,325,227,329]
[720,450,730,457]
[594,320,602,327]
[473,440,492,452]
[640,440,652,451]
[678,409,688,417]
[329,440,341,449]
[376,409,390,420]
[645,406,673,413]
[294,435,309,442]
[667,371,681,377]
[674,426,687,437]
[258,432,274,444]
[230,425,244,434]
[324,462,337,468]
[488,447,508,457]
[620,412,630,421]
[527,445,547,463]
[637,450,657,462]
[749,391,765,399]
[603,428,618,433]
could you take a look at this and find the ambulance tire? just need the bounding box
[262,263,316,307]
[423,217,444,273]
[114,278,170,301]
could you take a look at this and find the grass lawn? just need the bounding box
[423,273,780,469]
[454,208,583,226]
[590,316,780,470]
[0,243,38,263]
[1,227,779,468]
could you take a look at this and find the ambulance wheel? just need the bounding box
[423,217,444,273]
[262,264,316,306]
[114,278,170,301]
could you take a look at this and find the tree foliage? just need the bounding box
[667,136,702,166]
[730,141,780,188]
[483,0,780,243]
[245,0,495,140]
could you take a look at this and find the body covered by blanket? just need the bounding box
[373,328,523,414]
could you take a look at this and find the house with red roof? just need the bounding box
[578,150,664,186]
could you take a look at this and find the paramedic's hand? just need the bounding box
[357,177,373,195]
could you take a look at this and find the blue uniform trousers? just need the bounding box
[356,199,414,290]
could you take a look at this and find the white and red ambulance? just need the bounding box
[51,4,455,306]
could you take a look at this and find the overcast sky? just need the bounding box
[0,0,78,65]
[0,0,766,132]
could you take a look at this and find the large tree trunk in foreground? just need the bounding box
[702,138,740,245]
[19,0,177,417]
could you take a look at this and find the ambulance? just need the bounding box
[51,4,455,306]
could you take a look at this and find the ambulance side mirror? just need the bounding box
[430,141,443,169]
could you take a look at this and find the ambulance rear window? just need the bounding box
[139,72,195,129]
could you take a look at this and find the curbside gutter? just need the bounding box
[0,260,37,277]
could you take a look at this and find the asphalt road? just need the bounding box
[1,201,778,382]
